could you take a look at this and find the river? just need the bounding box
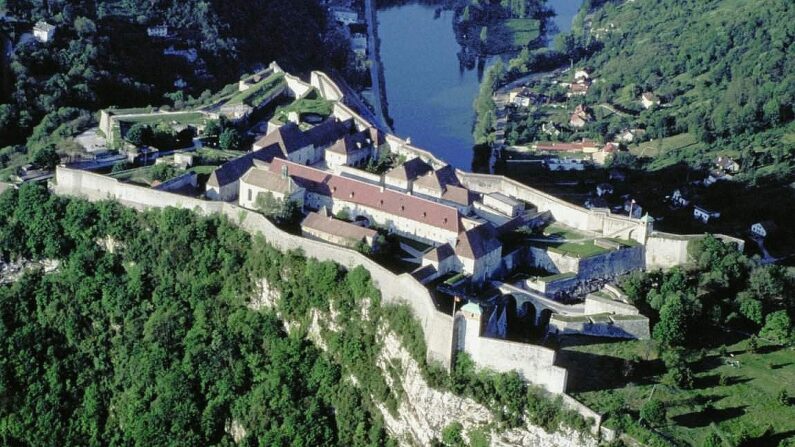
[376,0,581,170]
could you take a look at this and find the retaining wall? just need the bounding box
[549,314,650,340]
[457,172,648,244]
[53,167,568,392]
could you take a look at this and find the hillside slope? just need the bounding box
[566,0,795,182]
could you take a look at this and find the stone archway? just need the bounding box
[538,308,555,334]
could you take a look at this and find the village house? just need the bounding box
[147,24,168,38]
[624,198,642,219]
[751,221,777,239]
[567,82,589,98]
[641,92,660,109]
[533,139,599,154]
[301,209,378,250]
[670,188,691,207]
[592,142,619,165]
[585,196,609,210]
[33,21,56,43]
[574,69,590,82]
[596,183,614,197]
[715,156,740,173]
[569,104,593,128]
[546,157,585,171]
[693,206,720,224]
[541,122,561,137]
[617,128,646,143]
[510,88,536,107]
[331,7,359,25]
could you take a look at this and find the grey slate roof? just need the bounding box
[455,223,501,260]
[207,144,283,188]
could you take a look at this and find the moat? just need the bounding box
[376,0,582,170]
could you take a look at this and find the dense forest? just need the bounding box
[0,185,596,446]
[0,0,350,162]
[0,184,395,446]
[562,0,795,183]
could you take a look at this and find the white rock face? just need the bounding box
[376,332,598,447]
[248,278,280,310]
[250,282,598,447]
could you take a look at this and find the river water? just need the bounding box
[376,0,581,170]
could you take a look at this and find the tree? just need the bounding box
[702,431,722,447]
[126,123,152,146]
[441,421,464,446]
[218,128,242,151]
[203,119,222,138]
[760,311,792,345]
[31,145,61,170]
[640,398,666,427]
[653,294,688,346]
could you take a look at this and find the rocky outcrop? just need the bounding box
[376,331,597,447]
[252,282,598,447]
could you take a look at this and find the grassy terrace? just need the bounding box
[117,112,208,126]
[226,72,285,107]
[275,97,334,121]
[558,336,795,446]
[538,272,577,283]
[538,223,610,258]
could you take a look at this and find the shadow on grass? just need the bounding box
[694,373,752,389]
[556,349,664,393]
[672,405,747,428]
[742,430,795,447]
[770,362,792,370]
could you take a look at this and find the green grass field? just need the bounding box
[537,223,610,258]
[558,336,795,446]
[226,72,285,107]
[118,112,208,127]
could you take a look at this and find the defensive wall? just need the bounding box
[457,171,648,244]
[53,167,569,394]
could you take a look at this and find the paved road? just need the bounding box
[364,0,391,131]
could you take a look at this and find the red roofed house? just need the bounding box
[266,158,461,246]
[253,118,353,166]
[301,210,378,249]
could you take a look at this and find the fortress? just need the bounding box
[54,64,743,417]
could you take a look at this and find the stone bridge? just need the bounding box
[494,282,584,328]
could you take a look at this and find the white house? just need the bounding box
[331,7,359,25]
[574,69,590,81]
[33,21,56,43]
[693,206,720,224]
[751,221,777,238]
[641,92,660,109]
[238,165,305,210]
[670,188,691,207]
[147,24,168,38]
[596,183,614,197]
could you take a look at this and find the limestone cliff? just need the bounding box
[253,278,599,447]
[375,331,597,447]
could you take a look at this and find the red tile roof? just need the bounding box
[270,158,461,233]
[301,211,377,242]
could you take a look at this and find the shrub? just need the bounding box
[640,399,666,427]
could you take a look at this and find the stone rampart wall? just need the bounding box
[549,315,650,340]
[54,167,568,392]
[584,294,639,315]
[457,172,647,243]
